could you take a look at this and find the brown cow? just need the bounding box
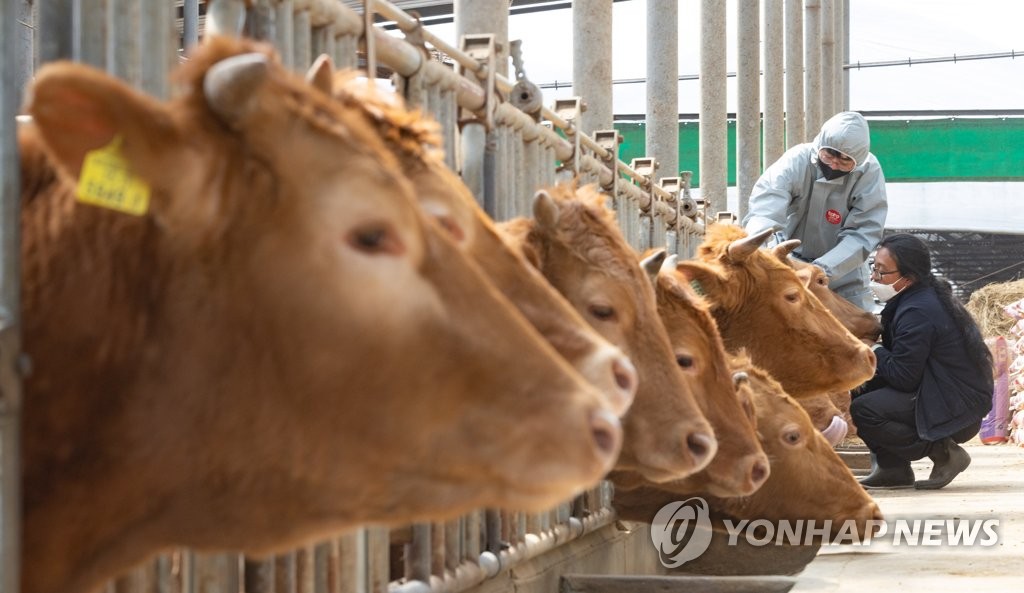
[614,353,883,541]
[610,255,769,497]
[499,185,717,483]
[673,224,875,398]
[788,255,882,437]
[21,38,621,593]
[321,66,637,415]
[787,253,882,341]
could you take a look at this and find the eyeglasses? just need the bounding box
[819,147,857,171]
[870,265,900,277]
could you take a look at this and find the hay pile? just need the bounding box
[966,279,1024,338]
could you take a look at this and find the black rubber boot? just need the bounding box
[859,458,914,489]
[915,438,971,490]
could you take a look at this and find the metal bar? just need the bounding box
[804,0,822,139]
[183,0,200,48]
[573,0,612,134]
[244,559,275,593]
[192,553,240,593]
[247,0,277,42]
[820,0,835,119]
[406,524,431,584]
[0,1,22,592]
[762,0,785,166]
[275,553,296,593]
[293,9,312,71]
[313,544,333,593]
[39,0,73,63]
[646,0,678,178]
[275,0,295,69]
[366,527,389,593]
[296,547,314,593]
[784,0,805,147]
[736,0,760,221]
[700,0,728,215]
[337,531,366,593]
[74,0,107,68]
[140,0,173,98]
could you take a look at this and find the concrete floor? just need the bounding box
[794,441,1024,592]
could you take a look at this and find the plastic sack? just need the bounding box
[980,336,1011,444]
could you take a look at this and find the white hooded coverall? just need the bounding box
[743,111,889,311]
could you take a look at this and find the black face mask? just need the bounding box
[818,159,850,181]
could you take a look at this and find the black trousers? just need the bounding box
[851,386,980,468]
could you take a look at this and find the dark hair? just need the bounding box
[878,233,992,374]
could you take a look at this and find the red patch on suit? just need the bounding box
[825,209,842,225]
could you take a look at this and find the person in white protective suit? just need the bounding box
[743,111,889,312]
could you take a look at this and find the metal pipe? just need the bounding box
[107,0,139,83]
[275,553,297,593]
[699,0,728,216]
[842,0,849,110]
[275,0,295,70]
[762,0,785,166]
[389,510,616,593]
[0,0,21,590]
[784,0,805,148]
[736,0,760,221]
[820,0,835,119]
[804,0,822,140]
[244,559,275,593]
[293,9,313,71]
[573,0,613,134]
[39,0,73,64]
[73,0,105,68]
[140,1,173,98]
[248,0,277,42]
[833,0,844,112]
[646,0,679,178]
[407,524,431,584]
[184,0,200,49]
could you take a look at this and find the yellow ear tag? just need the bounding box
[76,136,150,216]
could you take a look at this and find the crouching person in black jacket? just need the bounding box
[852,234,993,490]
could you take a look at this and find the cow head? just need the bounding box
[614,355,882,543]
[786,255,882,341]
[323,67,637,416]
[634,258,768,497]
[499,184,717,483]
[706,356,883,542]
[673,224,875,397]
[21,37,621,593]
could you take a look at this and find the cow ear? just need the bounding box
[27,61,178,180]
[533,189,560,231]
[306,53,334,95]
[673,261,728,305]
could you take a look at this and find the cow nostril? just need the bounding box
[590,409,622,458]
[612,357,637,394]
[686,432,716,465]
[750,458,770,486]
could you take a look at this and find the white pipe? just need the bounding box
[646,0,679,178]
[574,0,613,134]
[736,0,760,220]
[762,0,785,166]
[784,0,805,148]
[699,0,728,216]
[804,0,822,140]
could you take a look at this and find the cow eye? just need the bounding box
[676,353,694,369]
[816,276,828,286]
[588,304,616,321]
[784,290,801,304]
[347,224,404,255]
[781,426,802,447]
